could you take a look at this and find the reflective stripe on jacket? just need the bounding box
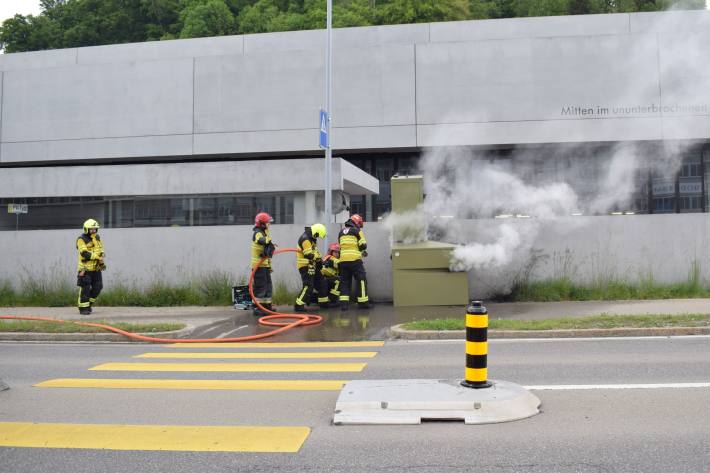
[251,227,272,269]
[296,228,321,269]
[321,255,339,278]
[338,224,366,262]
[76,233,104,272]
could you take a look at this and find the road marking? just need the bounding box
[0,422,309,452]
[134,351,377,359]
[89,362,367,372]
[217,325,249,338]
[526,382,710,390]
[166,341,385,348]
[35,378,347,391]
[404,335,710,344]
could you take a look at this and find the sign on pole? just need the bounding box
[319,109,329,149]
[7,204,28,214]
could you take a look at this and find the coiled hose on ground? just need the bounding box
[0,247,322,343]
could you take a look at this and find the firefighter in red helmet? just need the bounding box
[319,243,341,306]
[337,214,370,311]
[251,212,276,316]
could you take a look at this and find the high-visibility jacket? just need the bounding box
[296,228,321,269]
[76,233,105,272]
[338,222,367,262]
[251,227,273,269]
[321,254,339,278]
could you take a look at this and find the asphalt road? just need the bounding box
[1,336,709,472]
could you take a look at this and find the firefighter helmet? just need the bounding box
[83,218,100,234]
[350,214,364,228]
[310,223,327,239]
[254,212,273,228]
[328,243,340,254]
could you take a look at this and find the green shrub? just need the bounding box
[272,281,298,305]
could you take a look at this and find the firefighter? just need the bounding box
[319,243,341,306]
[76,218,106,315]
[251,212,276,316]
[338,214,370,311]
[294,223,328,312]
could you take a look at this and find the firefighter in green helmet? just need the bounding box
[294,223,328,312]
[76,218,106,315]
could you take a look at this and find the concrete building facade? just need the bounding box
[1,11,710,300]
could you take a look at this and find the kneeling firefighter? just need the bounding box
[338,214,370,311]
[319,243,341,305]
[76,218,106,315]
[294,223,328,312]
[251,212,276,316]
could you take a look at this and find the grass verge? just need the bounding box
[0,320,185,333]
[508,276,710,302]
[0,271,250,307]
[401,313,710,331]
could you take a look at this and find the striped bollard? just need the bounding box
[461,300,492,389]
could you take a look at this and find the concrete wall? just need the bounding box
[0,223,393,301]
[0,158,378,198]
[1,215,709,302]
[442,214,710,299]
[1,11,709,165]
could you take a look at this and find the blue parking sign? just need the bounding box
[319,109,328,149]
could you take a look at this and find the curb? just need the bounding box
[388,324,710,340]
[0,325,194,343]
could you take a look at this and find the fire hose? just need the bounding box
[0,248,322,343]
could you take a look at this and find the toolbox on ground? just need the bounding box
[232,285,255,310]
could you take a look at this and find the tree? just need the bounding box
[179,0,237,38]
[0,14,61,53]
[0,0,705,53]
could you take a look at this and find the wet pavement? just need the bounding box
[4,298,710,342]
[190,298,710,342]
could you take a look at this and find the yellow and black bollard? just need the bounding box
[461,300,492,389]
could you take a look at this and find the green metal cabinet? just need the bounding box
[391,241,469,306]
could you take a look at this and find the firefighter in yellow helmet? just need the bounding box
[294,223,328,312]
[251,212,276,316]
[338,214,370,311]
[76,218,106,315]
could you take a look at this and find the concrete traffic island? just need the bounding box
[334,300,540,425]
[333,379,540,425]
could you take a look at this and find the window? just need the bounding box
[0,193,295,231]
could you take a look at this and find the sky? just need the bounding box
[1,1,42,24]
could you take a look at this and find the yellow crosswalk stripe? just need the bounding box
[0,422,309,452]
[89,362,366,372]
[134,351,377,359]
[165,341,385,348]
[36,378,347,391]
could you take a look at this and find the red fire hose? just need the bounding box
[0,248,322,343]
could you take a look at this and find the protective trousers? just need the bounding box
[77,271,103,310]
[323,277,341,302]
[252,267,273,304]
[296,266,326,307]
[338,260,369,306]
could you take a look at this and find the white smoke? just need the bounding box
[382,209,428,244]
[386,10,707,276]
[450,223,522,271]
